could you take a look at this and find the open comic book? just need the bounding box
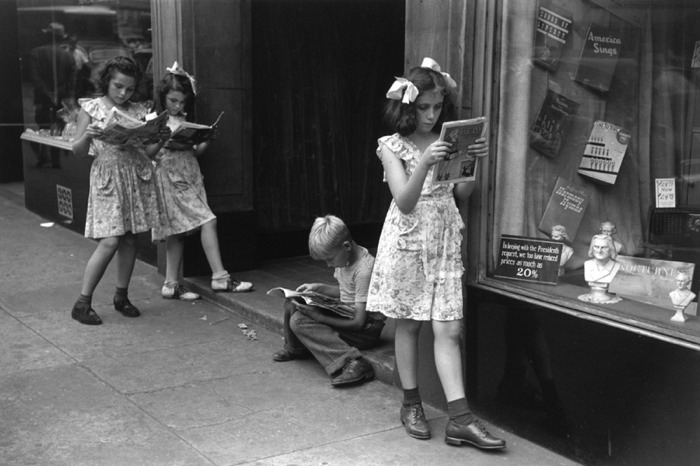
[266,287,355,319]
[432,117,488,185]
[95,108,168,146]
[169,111,225,145]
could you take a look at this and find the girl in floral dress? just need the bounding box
[146,62,252,300]
[70,56,162,325]
[366,58,505,450]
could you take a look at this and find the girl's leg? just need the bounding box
[113,232,140,317]
[161,234,200,301]
[165,234,186,284]
[72,236,120,325]
[115,232,137,289]
[432,320,466,402]
[80,236,120,296]
[433,319,506,450]
[200,219,225,274]
[395,319,422,389]
[202,219,253,293]
[395,319,431,439]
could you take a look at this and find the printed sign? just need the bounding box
[655,178,676,208]
[494,235,563,285]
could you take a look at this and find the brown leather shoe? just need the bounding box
[330,357,375,387]
[400,403,431,439]
[444,419,506,450]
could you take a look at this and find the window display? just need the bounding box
[17,0,152,146]
[481,0,700,346]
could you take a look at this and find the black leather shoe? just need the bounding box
[400,403,431,439]
[445,419,506,450]
[114,297,141,317]
[330,357,375,387]
[272,349,296,362]
[71,303,102,325]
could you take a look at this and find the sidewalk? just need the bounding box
[0,182,578,466]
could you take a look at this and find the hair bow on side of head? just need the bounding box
[386,77,420,104]
[166,61,198,95]
[420,57,458,92]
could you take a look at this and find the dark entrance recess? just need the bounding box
[251,0,404,259]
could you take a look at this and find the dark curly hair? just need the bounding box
[382,66,457,136]
[95,56,142,95]
[153,72,195,118]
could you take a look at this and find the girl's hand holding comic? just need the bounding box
[467,137,489,158]
[419,140,452,168]
[85,123,102,140]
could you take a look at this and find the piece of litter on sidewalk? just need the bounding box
[40,222,54,227]
[237,323,257,340]
[209,316,229,325]
[200,315,207,321]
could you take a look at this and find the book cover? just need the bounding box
[537,177,590,240]
[266,287,355,319]
[577,120,631,185]
[609,256,695,311]
[529,89,579,157]
[96,109,168,146]
[574,23,622,92]
[533,4,573,71]
[655,178,677,208]
[432,117,487,185]
[169,111,224,145]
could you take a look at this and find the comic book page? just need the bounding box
[432,117,488,185]
[266,287,354,319]
[95,109,168,146]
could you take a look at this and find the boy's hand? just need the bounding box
[294,302,323,321]
[296,283,320,293]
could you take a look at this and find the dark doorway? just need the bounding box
[251,0,404,259]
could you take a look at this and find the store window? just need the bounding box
[17,0,152,139]
[483,1,700,346]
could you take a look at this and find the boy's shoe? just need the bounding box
[212,276,253,293]
[162,284,201,301]
[71,303,102,325]
[113,297,141,317]
[330,357,375,387]
[444,419,506,450]
[272,349,296,362]
[400,403,431,439]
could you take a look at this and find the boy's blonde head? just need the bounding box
[308,215,351,260]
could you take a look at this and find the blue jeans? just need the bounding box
[282,299,385,375]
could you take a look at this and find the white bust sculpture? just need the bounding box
[670,271,695,322]
[579,234,622,304]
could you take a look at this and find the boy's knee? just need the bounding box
[284,299,297,314]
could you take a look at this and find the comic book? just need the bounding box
[95,108,168,146]
[432,117,488,185]
[266,287,354,319]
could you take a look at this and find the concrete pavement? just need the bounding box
[0,182,579,465]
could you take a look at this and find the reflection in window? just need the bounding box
[17,0,152,137]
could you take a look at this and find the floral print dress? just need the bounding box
[151,114,216,241]
[81,98,158,239]
[367,134,465,321]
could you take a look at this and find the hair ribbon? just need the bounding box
[386,77,419,103]
[420,57,458,92]
[166,61,198,95]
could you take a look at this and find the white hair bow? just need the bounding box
[166,61,197,95]
[386,77,419,103]
[420,57,458,91]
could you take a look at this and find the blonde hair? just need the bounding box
[308,215,351,260]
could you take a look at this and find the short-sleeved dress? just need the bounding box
[81,98,158,239]
[366,134,465,321]
[151,114,216,241]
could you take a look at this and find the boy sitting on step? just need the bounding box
[272,215,386,387]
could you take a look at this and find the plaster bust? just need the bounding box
[551,225,573,276]
[670,272,695,309]
[584,234,621,285]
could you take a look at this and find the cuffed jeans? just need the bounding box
[282,299,385,376]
